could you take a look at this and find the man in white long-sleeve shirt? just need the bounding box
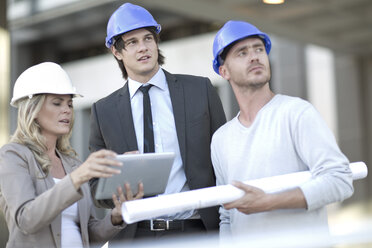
[210,20,354,238]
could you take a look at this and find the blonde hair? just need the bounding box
[11,94,77,175]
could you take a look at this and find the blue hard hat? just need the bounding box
[212,20,271,74]
[105,3,161,48]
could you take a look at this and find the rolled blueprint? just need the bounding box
[122,162,368,224]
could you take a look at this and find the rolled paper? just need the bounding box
[122,162,367,224]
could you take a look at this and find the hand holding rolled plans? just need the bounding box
[122,162,368,224]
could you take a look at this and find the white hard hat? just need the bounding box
[11,62,82,107]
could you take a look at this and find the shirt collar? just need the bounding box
[128,68,167,99]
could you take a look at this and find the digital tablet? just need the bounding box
[95,152,175,200]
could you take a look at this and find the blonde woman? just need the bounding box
[0,62,143,248]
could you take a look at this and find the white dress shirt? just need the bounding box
[128,68,194,220]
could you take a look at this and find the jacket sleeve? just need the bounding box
[89,103,107,152]
[206,79,227,135]
[84,187,125,244]
[0,145,83,235]
[88,102,116,209]
[88,177,115,209]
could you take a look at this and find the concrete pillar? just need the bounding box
[0,1,10,245]
[270,36,307,99]
[217,81,239,121]
[360,56,372,199]
[0,0,10,145]
[71,108,91,161]
[305,45,338,136]
[334,53,368,203]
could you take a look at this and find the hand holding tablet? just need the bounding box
[95,152,175,200]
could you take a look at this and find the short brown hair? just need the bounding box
[112,27,165,80]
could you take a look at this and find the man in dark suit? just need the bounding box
[89,3,226,241]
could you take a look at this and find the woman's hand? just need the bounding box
[70,149,122,190]
[110,182,145,226]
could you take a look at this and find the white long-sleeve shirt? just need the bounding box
[211,94,353,237]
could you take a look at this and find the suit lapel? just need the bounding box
[165,70,186,167]
[116,83,138,151]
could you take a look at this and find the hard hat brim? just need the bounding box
[10,92,83,108]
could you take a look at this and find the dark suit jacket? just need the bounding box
[89,70,226,235]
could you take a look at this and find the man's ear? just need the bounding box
[219,65,230,80]
[111,46,123,60]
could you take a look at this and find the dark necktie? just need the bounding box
[139,84,154,153]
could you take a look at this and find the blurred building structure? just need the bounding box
[2,0,372,246]
[0,1,10,246]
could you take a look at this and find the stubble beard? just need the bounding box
[237,73,271,91]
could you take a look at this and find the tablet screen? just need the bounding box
[95,152,175,200]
